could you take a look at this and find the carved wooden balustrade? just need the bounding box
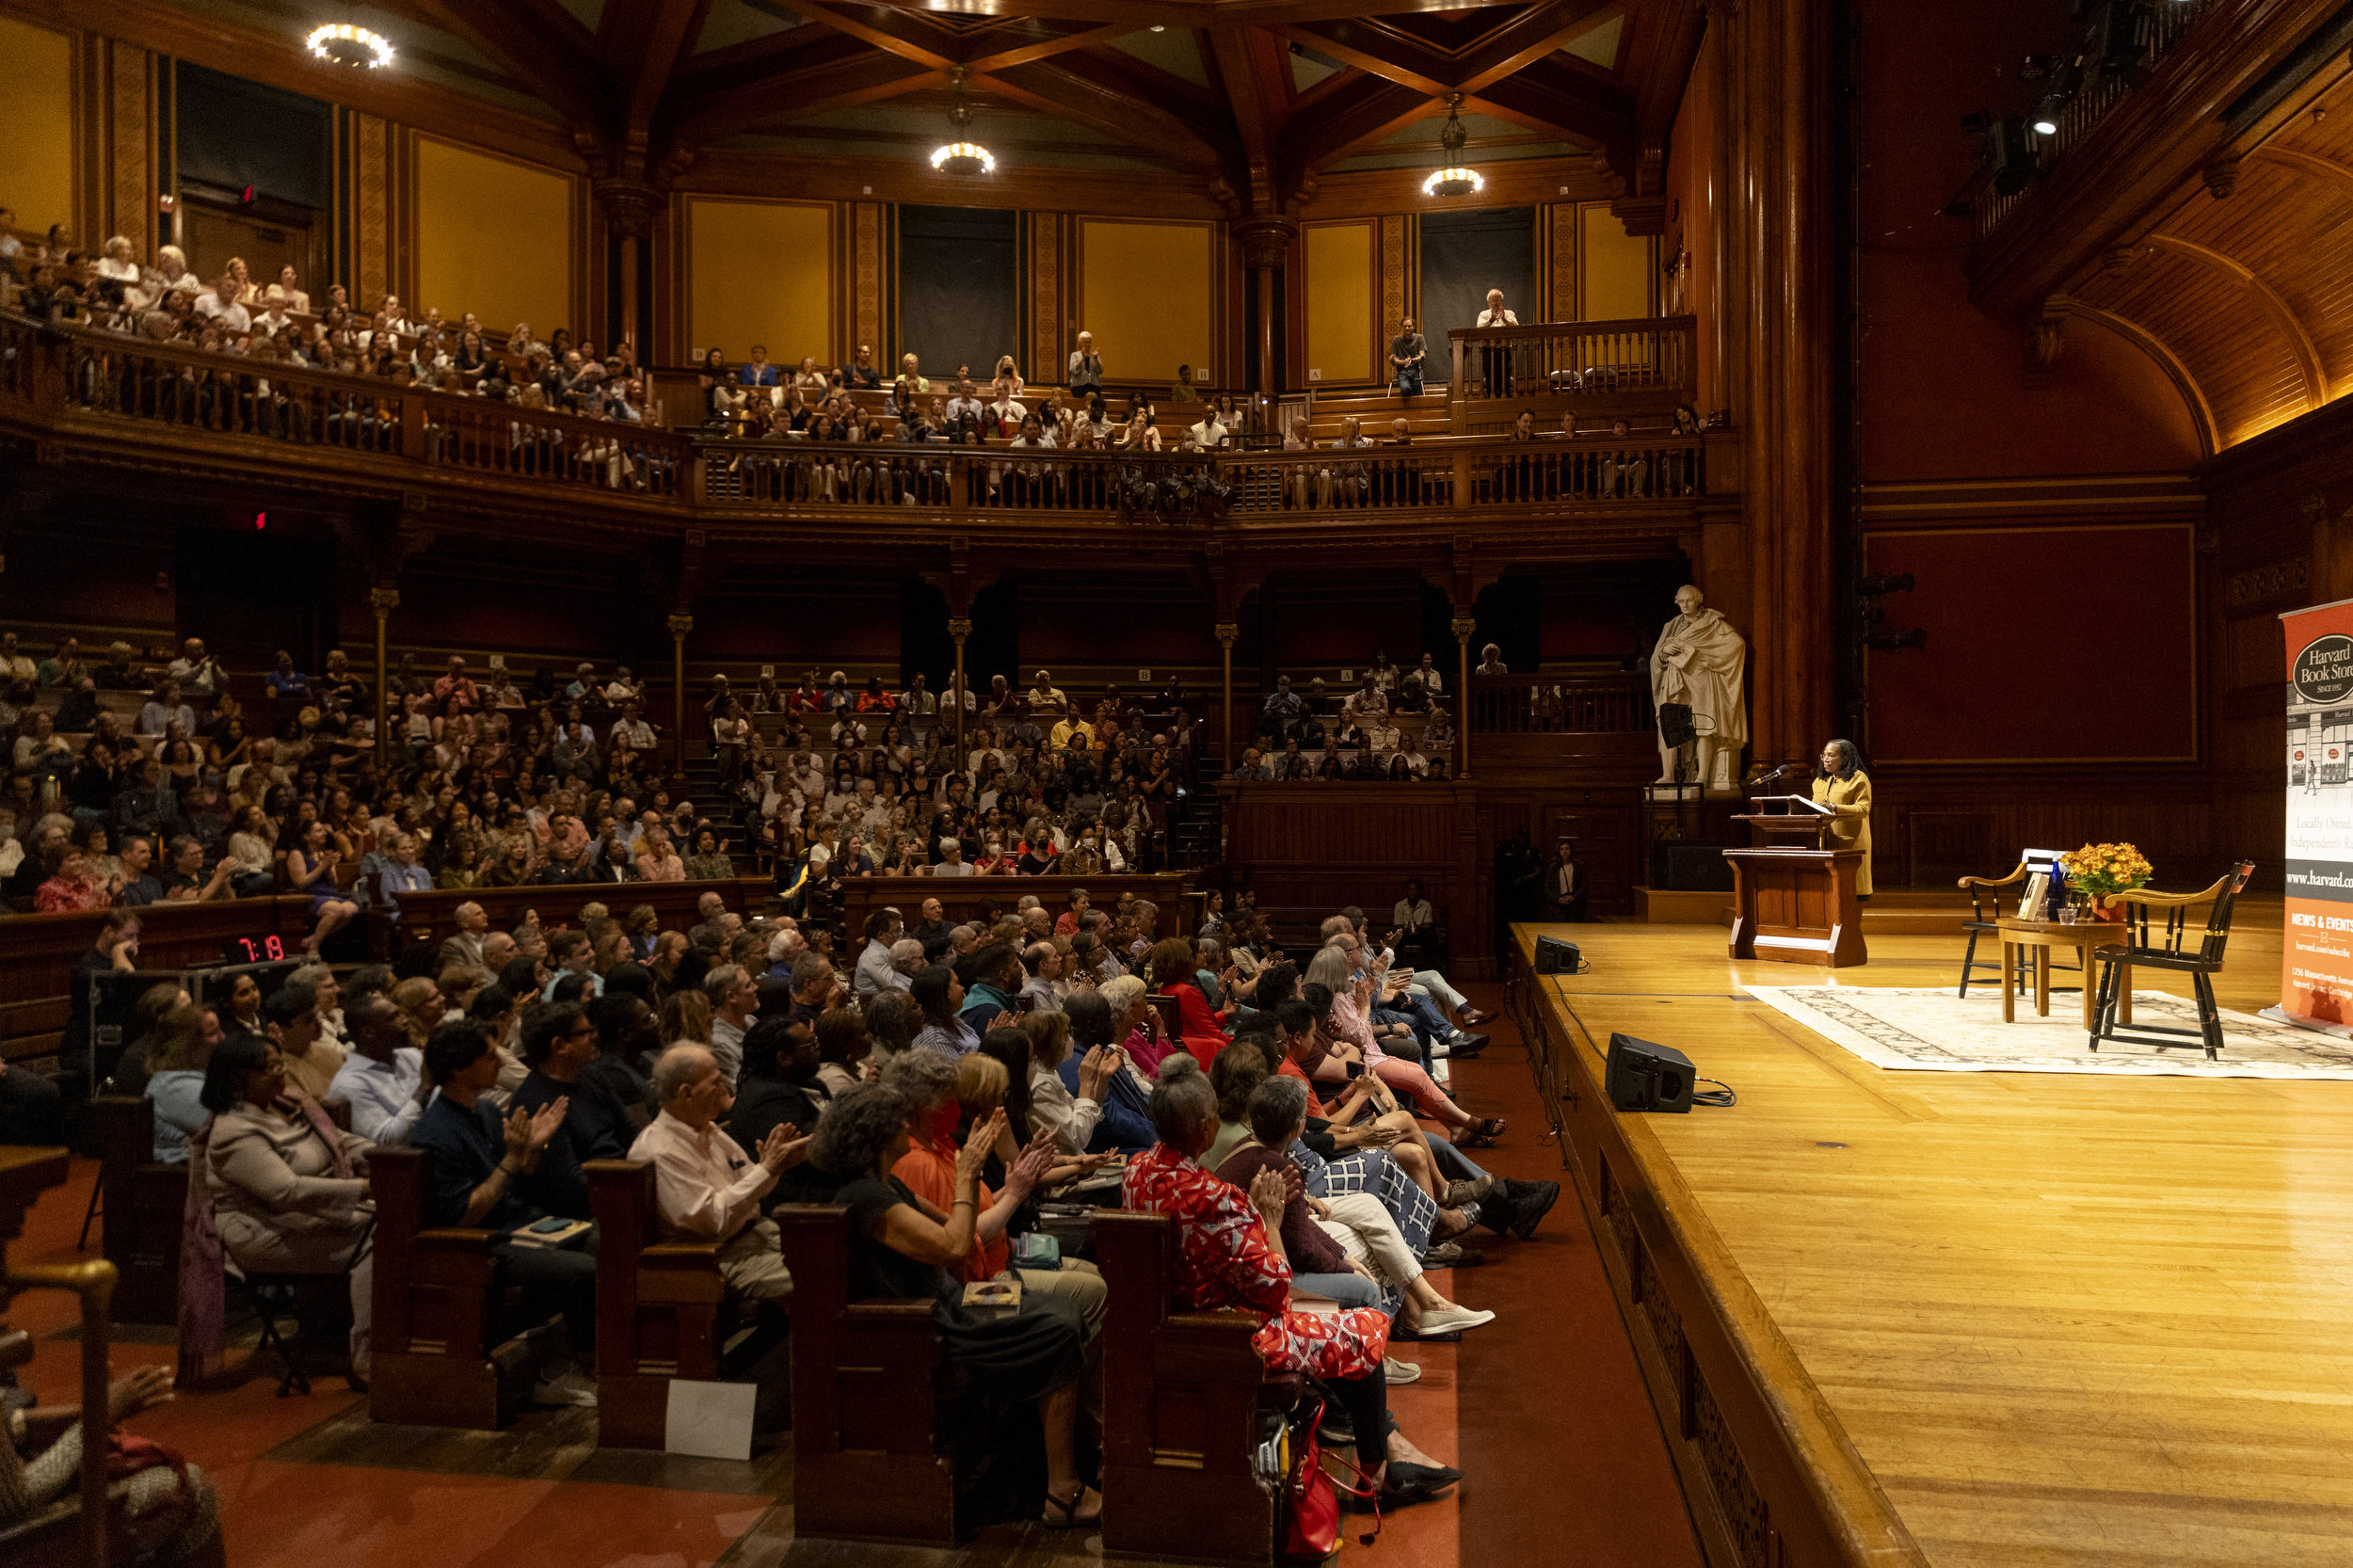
[0,312,1726,547]
[1446,313,1698,418]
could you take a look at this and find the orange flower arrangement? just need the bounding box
[2058,841,2153,899]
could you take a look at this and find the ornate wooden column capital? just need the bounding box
[594,177,665,240]
[947,617,973,640]
[1214,622,1241,647]
[666,612,695,639]
[368,586,400,616]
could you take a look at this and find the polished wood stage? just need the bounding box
[1511,906,2353,1568]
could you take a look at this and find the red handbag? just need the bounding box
[1282,1399,1379,1563]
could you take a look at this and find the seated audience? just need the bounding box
[409,1021,600,1406]
[808,1079,1098,1527]
[1124,1056,1458,1511]
[192,1032,376,1385]
[628,1043,806,1301]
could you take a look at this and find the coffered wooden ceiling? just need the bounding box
[174,0,1704,212]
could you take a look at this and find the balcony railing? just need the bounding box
[1969,0,2211,239]
[1444,314,1697,411]
[1469,673,1655,735]
[0,312,1716,531]
[696,432,1705,521]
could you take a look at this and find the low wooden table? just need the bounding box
[1997,916,2133,1030]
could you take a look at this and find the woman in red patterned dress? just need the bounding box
[1123,1055,1462,1512]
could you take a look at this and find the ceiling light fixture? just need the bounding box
[305,22,393,69]
[929,68,995,176]
[1421,93,1484,199]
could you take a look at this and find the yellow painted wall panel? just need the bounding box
[1579,202,1656,322]
[1304,220,1375,385]
[415,136,573,336]
[1079,218,1212,385]
[686,198,836,367]
[0,17,76,238]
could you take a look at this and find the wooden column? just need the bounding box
[949,616,971,763]
[1216,622,1239,772]
[593,178,662,363]
[1722,0,1836,762]
[1235,219,1296,401]
[1452,614,1475,777]
[667,612,692,779]
[369,585,398,760]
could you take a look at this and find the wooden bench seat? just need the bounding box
[368,1145,537,1429]
[774,1203,960,1544]
[93,1096,186,1326]
[585,1158,730,1449]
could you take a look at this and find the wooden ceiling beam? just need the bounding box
[964,22,1134,72]
[1278,75,1435,183]
[766,0,960,69]
[973,59,1235,169]
[1455,0,1622,93]
[616,0,721,142]
[2047,295,2218,458]
[372,0,613,132]
[665,54,945,144]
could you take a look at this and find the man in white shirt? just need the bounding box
[628,1044,807,1302]
[327,995,427,1146]
[1029,670,1069,715]
[1187,410,1229,451]
[612,702,656,750]
[167,637,227,696]
[1476,288,1519,398]
[192,275,250,335]
[1342,677,1388,726]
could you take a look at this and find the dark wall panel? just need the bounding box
[897,205,1017,383]
[1418,206,1536,364]
[175,64,333,210]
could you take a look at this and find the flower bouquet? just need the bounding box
[2057,842,2153,920]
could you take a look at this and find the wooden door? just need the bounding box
[1546,801,1636,917]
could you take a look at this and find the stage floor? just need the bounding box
[1518,917,2353,1568]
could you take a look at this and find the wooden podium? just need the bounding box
[1724,795,1866,968]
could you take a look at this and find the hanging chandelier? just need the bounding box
[929,68,996,177]
[305,22,394,69]
[1421,94,1483,198]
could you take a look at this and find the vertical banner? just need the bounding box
[2279,599,2353,1030]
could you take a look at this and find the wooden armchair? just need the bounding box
[1956,852,2078,998]
[368,1145,528,1430]
[2089,860,2258,1060]
[92,1096,184,1326]
[773,1204,958,1544]
[1096,1208,1295,1567]
[584,1159,728,1449]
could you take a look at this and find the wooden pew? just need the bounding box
[839,872,1192,951]
[774,1204,958,1544]
[385,877,776,966]
[1096,1208,1292,1567]
[585,1159,728,1448]
[93,1096,185,1326]
[368,1145,530,1429]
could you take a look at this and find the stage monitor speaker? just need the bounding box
[1533,936,1581,974]
[1606,1032,1694,1113]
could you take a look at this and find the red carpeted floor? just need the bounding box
[4,982,1698,1567]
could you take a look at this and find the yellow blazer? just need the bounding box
[1812,770,1874,896]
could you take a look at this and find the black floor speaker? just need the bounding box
[1533,936,1581,973]
[1605,1032,1695,1113]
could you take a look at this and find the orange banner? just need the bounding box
[2279,599,2353,1027]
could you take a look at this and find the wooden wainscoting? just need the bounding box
[1220,779,1481,962]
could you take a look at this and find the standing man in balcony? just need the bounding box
[1390,316,1427,401]
[1475,289,1518,399]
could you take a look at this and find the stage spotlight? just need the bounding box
[1987,117,2039,196]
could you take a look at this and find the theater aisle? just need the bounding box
[5,994,1700,1568]
[1408,983,1705,1568]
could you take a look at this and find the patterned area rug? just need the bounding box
[1742,985,2353,1079]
